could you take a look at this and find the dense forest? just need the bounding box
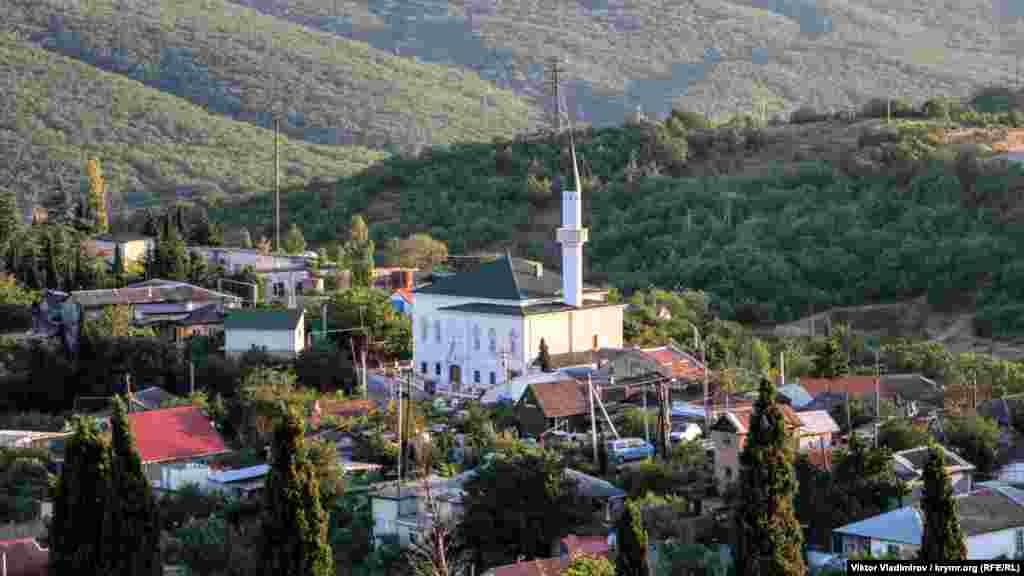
[212,91,1024,337]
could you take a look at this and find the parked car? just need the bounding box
[669,423,703,444]
[605,437,655,465]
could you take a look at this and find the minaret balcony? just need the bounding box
[556,228,589,244]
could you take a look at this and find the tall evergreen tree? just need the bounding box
[104,395,161,575]
[85,159,108,234]
[734,378,806,576]
[918,444,968,561]
[0,188,20,253]
[283,223,306,255]
[615,499,649,576]
[536,338,552,372]
[261,406,334,576]
[812,335,849,378]
[50,416,111,576]
[346,214,375,288]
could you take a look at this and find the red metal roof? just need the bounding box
[640,347,706,380]
[127,405,229,464]
[0,538,48,576]
[725,403,803,433]
[492,558,564,576]
[800,376,891,398]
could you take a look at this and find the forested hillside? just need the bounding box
[1,0,538,152]
[213,106,1024,338]
[0,31,386,213]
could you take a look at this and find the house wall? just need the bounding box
[525,306,624,363]
[122,239,152,263]
[711,429,740,492]
[799,432,832,451]
[226,328,300,356]
[967,527,1024,559]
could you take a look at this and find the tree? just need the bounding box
[104,395,161,575]
[407,478,468,576]
[283,224,307,255]
[189,208,223,247]
[294,341,356,394]
[918,444,968,561]
[240,228,254,249]
[260,406,334,576]
[878,419,931,452]
[812,335,848,378]
[460,449,581,568]
[821,434,905,545]
[346,215,375,288]
[85,159,108,234]
[0,188,20,253]
[734,378,806,576]
[943,415,1000,476]
[616,499,649,576]
[397,234,448,270]
[320,287,411,362]
[561,553,615,576]
[535,338,552,372]
[49,416,111,575]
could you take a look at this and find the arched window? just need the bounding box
[473,324,481,351]
[509,329,518,355]
[434,319,442,343]
[420,317,428,342]
[488,328,497,354]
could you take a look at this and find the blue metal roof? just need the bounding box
[779,384,814,409]
[671,402,705,419]
[834,505,922,545]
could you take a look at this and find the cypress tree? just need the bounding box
[261,406,334,576]
[615,499,648,576]
[104,395,162,575]
[918,444,968,561]
[536,338,552,372]
[50,415,111,576]
[735,378,806,576]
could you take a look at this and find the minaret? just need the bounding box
[555,89,588,308]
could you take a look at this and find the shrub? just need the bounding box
[861,97,914,119]
[669,109,712,130]
[790,106,821,124]
[922,98,950,119]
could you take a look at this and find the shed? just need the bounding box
[516,379,590,438]
[224,308,305,359]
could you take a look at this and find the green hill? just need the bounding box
[212,115,1024,338]
[2,0,539,152]
[0,31,385,211]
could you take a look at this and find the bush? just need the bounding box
[669,109,712,130]
[790,106,821,124]
[922,98,950,119]
[861,97,914,119]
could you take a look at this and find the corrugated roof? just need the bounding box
[713,403,803,434]
[224,308,303,331]
[70,281,240,308]
[176,303,225,326]
[778,384,814,408]
[639,346,706,381]
[209,464,270,484]
[527,380,589,419]
[800,376,890,398]
[835,505,922,544]
[127,405,229,463]
[796,410,840,436]
[893,444,975,476]
[0,538,48,576]
[481,371,569,405]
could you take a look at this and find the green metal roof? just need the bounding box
[438,301,623,317]
[224,308,303,331]
[416,254,605,301]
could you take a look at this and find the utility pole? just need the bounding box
[642,381,649,446]
[189,360,195,396]
[274,113,281,253]
[397,367,403,489]
[874,348,880,449]
[589,374,598,468]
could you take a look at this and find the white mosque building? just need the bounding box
[412,132,625,392]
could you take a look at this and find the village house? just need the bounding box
[516,379,592,438]
[88,232,154,266]
[833,483,1024,559]
[893,444,976,499]
[224,308,306,359]
[484,534,614,576]
[412,135,624,393]
[794,410,840,451]
[126,405,231,489]
[709,403,803,492]
[798,374,943,418]
[170,303,225,343]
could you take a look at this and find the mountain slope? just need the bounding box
[2,0,540,153]
[232,0,1024,127]
[0,31,385,212]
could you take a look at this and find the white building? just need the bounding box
[187,246,321,304]
[224,308,306,359]
[833,483,1024,559]
[412,135,624,392]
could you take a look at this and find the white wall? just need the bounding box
[967,527,1024,559]
[226,328,300,355]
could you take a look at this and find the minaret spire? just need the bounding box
[552,60,588,309]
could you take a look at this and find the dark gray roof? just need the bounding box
[439,301,621,316]
[177,304,225,326]
[415,255,603,301]
[132,386,178,410]
[884,374,943,404]
[224,308,303,331]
